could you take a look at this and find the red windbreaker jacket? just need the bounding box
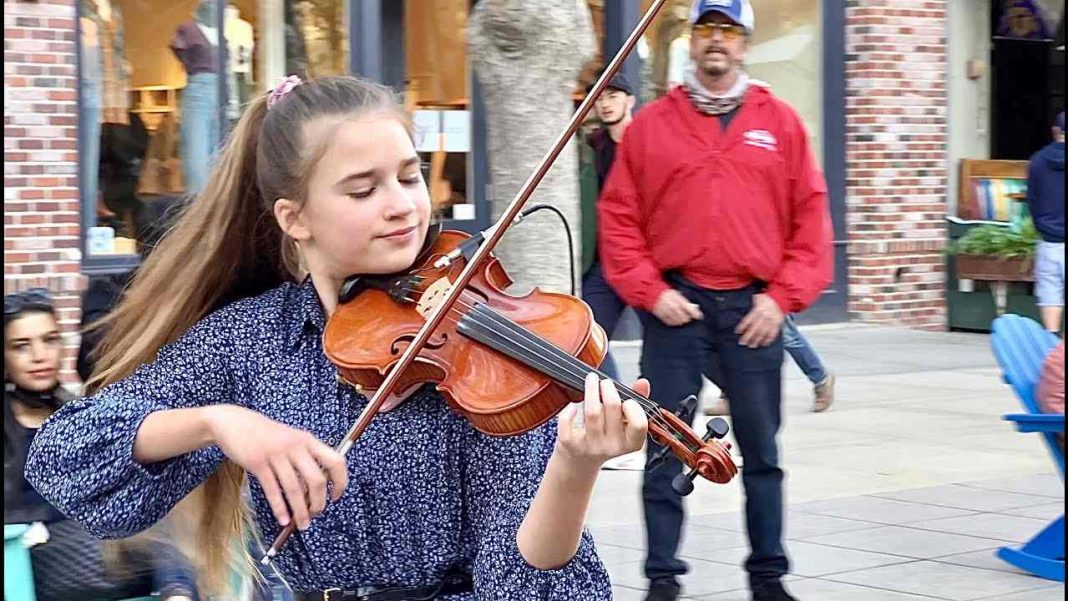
[597,84,833,313]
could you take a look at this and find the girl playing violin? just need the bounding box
[26,75,650,600]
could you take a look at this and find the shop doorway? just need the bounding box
[991,2,1066,159]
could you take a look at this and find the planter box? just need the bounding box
[955,254,1035,282]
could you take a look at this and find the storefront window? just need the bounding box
[80,0,348,262]
[639,0,824,162]
[80,0,227,258]
[402,0,476,221]
[231,0,349,115]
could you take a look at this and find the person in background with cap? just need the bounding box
[1026,111,1065,333]
[582,73,637,380]
[598,1,832,599]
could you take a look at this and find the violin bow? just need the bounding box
[262,0,672,564]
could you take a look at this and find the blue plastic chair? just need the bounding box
[5,524,36,601]
[990,314,1064,582]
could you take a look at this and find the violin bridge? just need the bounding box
[415,276,454,319]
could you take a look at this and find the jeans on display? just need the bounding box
[81,79,102,214]
[180,72,221,194]
[782,315,828,385]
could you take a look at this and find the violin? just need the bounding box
[325,227,738,485]
[262,0,734,564]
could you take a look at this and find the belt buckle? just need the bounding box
[323,588,343,601]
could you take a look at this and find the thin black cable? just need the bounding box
[519,204,577,296]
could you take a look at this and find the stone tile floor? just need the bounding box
[589,326,1064,600]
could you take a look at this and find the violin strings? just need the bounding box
[455,305,691,447]
[448,297,699,453]
[380,282,702,453]
[412,286,687,436]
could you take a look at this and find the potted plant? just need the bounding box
[947,219,1038,281]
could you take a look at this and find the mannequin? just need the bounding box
[96,0,130,126]
[171,0,221,194]
[80,0,130,236]
[225,4,255,121]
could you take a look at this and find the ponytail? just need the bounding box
[89,94,285,595]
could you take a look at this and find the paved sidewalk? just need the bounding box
[589,325,1065,600]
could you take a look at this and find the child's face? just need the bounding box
[293,114,431,279]
[4,312,62,392]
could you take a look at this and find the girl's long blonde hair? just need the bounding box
[86,76,406,595]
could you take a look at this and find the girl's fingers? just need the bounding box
[254,468,290,527]
[308,441,349,502]
[271,457,310,530]
[583,373,604,436]
[631,378,651,399]
[558,402,578,440]
[293,451,328,516]
[621,399,649,451]
[600,378,624,443]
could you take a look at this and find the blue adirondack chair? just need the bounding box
[990,314,1064,582]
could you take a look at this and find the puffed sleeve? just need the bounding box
[463,422,611,599]
[24,309,242,539]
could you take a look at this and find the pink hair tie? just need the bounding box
[267,75,302,110]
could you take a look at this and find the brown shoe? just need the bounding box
[812,373,836,413]
[703,394,730,416]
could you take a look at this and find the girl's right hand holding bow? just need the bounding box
[133,405,348,531]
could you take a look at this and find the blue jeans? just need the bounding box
[152,541,199,599]
[180,72,221,194]
[582,262,627,380]
[782,315,828,385]
[639,278,788,584]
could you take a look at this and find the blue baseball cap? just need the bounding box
[689,0,755,33]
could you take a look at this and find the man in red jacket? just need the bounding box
[598,2,832,600]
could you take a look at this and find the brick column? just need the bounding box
[845,0,949,329]
[4,0,84,383]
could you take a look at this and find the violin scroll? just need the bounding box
[647,410,738,494]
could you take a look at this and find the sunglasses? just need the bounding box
[692,22,746,41]
[4,288,54,317]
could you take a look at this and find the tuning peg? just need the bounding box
[671,467,699,496]
[704,417,729,441]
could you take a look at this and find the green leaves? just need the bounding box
[948,219,1039,259]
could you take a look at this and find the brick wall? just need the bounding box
[4,0,84,383]
[845,0,949,329]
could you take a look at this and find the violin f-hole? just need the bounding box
[391,333,449,356]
